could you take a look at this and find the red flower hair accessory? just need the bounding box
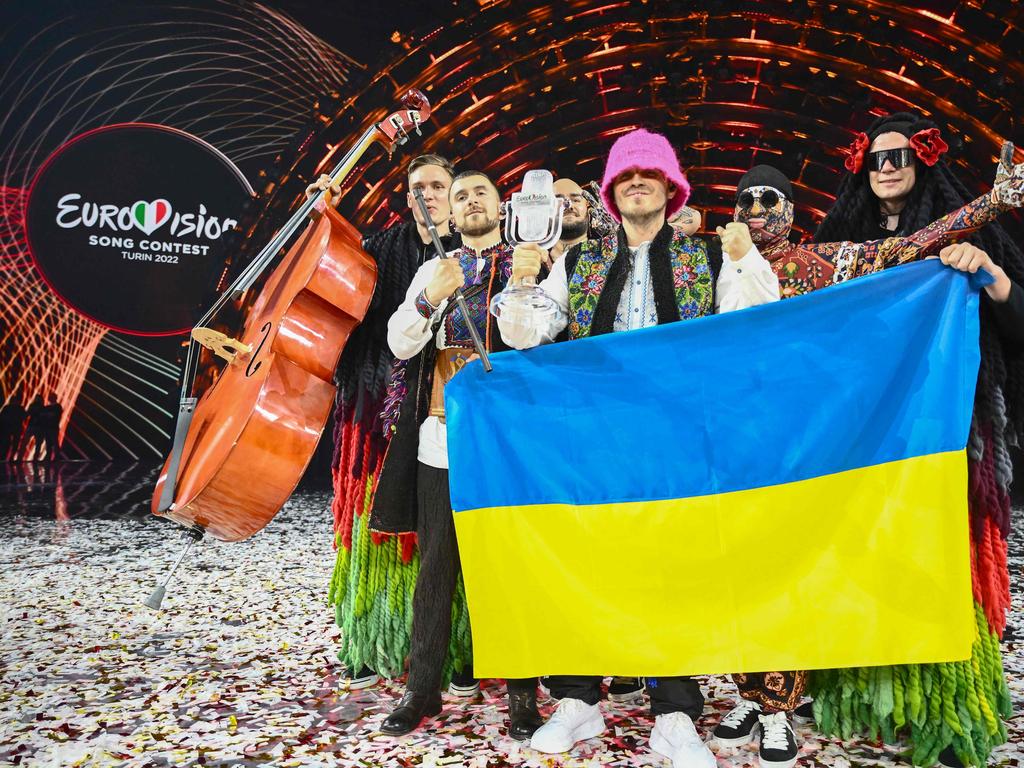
[844,132,870,173]
[909,127,949,166]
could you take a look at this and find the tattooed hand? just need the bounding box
[669,205,702,236]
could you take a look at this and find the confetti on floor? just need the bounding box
[0,467,1020,767]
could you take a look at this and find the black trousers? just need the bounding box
[406,462,534,696]
[547,675,703,718]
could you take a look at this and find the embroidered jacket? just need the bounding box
[765,190,1012,298]
[371,242,514,534]
[565,228,715,338]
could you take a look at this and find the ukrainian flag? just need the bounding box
[446,260,983,679]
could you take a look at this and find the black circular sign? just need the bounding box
[26,123,253,336]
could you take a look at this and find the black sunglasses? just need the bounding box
[867,148,914,172]
[737,189,783,209]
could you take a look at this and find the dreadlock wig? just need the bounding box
[810,112,1022,765]
[328,221,472,682]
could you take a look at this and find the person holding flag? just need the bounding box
[499,128,780,768]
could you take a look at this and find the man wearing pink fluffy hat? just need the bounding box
[498,129,780,767]
[499,127,778,349]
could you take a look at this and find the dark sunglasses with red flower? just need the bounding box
[868,148,914,172]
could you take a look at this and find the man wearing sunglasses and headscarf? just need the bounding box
[709,157,1024,768]
[811,112,1024,768]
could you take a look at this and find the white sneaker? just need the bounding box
[447,679,480,697]
[447,669,480,698]
[650,712,717,768]
[529,697,605,753]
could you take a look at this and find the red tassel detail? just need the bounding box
[339,427,363,551]
[399,532,417,563]
[973,516,1010,638]
[967,426,1012,537]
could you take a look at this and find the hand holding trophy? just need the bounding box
[489,170,567,325]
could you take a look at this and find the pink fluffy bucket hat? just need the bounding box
[600,128,691,223]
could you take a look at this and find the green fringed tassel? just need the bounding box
[808,601,1011,766]
[328,476,480,686]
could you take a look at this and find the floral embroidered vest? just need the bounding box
[566,230,714,339]
[442,243,513,350]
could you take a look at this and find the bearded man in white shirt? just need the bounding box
[372,170,542,741]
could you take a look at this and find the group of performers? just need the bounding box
[314,111,1024,768]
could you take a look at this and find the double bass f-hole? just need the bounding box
[245,321,273,378]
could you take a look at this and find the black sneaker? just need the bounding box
[607,676,644,703]
[938,746,965,768]
[792,700,814,724]
[447,667,480,697]
[342,665,379,690]
[758,711,798,768]
[713,699,762,746]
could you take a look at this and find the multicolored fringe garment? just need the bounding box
[326,222,472,683]
[761,189,1016,765]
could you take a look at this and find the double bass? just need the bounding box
[145,91,431,608]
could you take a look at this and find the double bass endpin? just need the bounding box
[143,527,204,610]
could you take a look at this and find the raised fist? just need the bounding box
[716,222,754,261]
[512,243,547,282]
[424,259,466,305]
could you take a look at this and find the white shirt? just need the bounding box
[498,239,780,348]
[387,251,486,469]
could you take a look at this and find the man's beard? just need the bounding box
[622,204,666,231]
[459,214,500,238]
[560,218,588,241]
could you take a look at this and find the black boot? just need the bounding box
[381,690,442,736]
[508,689,543,741]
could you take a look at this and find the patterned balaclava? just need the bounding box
[733,165,795,252]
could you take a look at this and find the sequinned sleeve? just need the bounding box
[806,191,1010,284]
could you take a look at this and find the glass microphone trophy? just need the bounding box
[489,169,567,324]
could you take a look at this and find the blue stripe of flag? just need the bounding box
[446,260,981,513]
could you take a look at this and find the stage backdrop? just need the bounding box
[0,0,1021,478]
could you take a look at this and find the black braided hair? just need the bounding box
[816,111,1024,442]
[334,221,422,416]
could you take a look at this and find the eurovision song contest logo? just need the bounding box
[26,123,253,336]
